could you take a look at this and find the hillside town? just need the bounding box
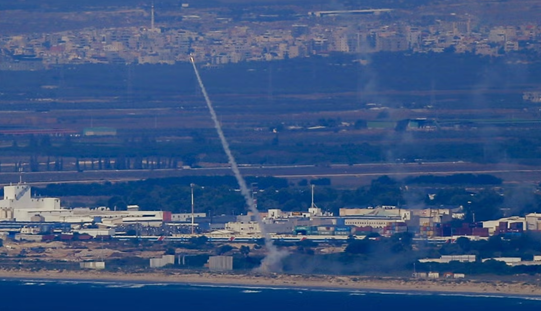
[1,5,540,70]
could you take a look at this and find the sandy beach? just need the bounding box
[0,268,540,297]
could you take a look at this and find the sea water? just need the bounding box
[2,278,541,311]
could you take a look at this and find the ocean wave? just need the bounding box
[437,293,509,299]
[105,283,146,289]
[193,284,279,291]
[359,290,429,296]
[349,292,366,296]
[428,292,541,301]
[6,278,56,285]
[145,283,170,287]
[242,290,261,294]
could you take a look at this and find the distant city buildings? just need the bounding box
[0,7,539,70]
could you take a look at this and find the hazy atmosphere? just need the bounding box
[2,1,541,310]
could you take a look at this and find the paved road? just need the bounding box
[4,162,541,186]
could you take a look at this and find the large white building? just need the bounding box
[0,184,61,221]
[0,184,170,226]
[339,207,411,220]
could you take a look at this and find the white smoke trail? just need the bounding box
[190,58,288,272]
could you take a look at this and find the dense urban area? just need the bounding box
[1,2,541,69]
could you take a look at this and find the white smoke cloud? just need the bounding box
[190,59,288,272]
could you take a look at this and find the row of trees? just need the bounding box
[5,132,541,172]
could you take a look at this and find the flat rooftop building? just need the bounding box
[0,184,170,225]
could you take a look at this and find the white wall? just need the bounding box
[225,221,260,234]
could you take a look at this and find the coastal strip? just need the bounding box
[0,269,540,297]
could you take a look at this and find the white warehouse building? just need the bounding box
[0,184,62,221]
[0,184,170,225]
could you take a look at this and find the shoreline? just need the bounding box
[1,269,541,297]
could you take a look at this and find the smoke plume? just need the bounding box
[190,58,288,272]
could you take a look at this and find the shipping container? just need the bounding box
[60,234,73,241]
[41,234,55,242]
[472,228,489,237]
[77,234,93,241]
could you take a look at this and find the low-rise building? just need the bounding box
[428,272,440,279]
[526,213,541,231]
[482,257,522,265]
[150,255,175,268]
[80,261,105,270]
[482,217,525,235]
[340,207,411,221]
[208,255,233,271]
[419,255,476,263]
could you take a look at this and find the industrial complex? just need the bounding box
[0,182,539,245]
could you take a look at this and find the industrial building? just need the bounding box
[339,206,410,229]
[223,207,328,235]
[339,207,411,220]
[482,217,525,235]
[419,255,476,264]
[208,256,233,271]
[0,184,61,221]
[80,261,106,270]
[150,255,175,268]
[0,183,170,226]
[526,213,541,231]
[171,213,206,222]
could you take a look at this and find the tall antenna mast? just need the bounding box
[310,184,317,208]
[190,183,195,235]
[151,2,155,30]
